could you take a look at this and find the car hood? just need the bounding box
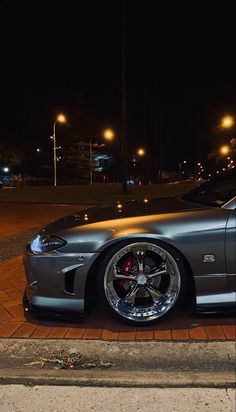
[41,197,207,235]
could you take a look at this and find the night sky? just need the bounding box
[0,0,235,171]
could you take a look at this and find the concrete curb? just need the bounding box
[0,339,235,388]
[0,338,236,372]
[0,369,235,388]
[0,339,235,371]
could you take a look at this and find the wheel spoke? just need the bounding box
[145,284,162,302]
[147,269,167,278]
[113,265,137,281]
[123,283,141,304]
[147,261,167,279]
[134,251,145,274]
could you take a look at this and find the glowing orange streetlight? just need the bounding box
[221,115,234,129]
[137,148,145,156]
[103,128,115,141]
[220,145,231,156]
[57,113,67,124]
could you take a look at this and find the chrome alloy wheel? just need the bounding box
[104,242,182,323]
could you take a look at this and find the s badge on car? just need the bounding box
[203,254,215,263]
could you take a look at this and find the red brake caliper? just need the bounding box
[119,258,133,288]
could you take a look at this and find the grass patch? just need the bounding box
[0,182,198,204]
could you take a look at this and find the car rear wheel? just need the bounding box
[97,240,187,325]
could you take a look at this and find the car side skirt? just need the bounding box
[195,273,236,307]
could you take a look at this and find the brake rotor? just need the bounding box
[117,255,161,297]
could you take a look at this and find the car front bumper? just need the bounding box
[23,250,99,316]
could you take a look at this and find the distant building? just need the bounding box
[94,153,115,172]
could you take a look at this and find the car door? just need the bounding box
[226,209,236,291]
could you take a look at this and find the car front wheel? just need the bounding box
[97,240,187,325]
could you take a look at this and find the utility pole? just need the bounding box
[53,121,57,187]
[157,103,163,183]
[89,140,93,185]
[122,0,128,194]
[144,62,148,184]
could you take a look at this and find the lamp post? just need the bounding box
[122,0,128,194]
[179,160,187,178]
[195,162,201,178]
[89,129,115,185]
[136,148,146,184]
[52,114,66,187]
[89,140,93,186]
[219,115,235,160]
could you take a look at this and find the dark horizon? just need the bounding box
[0,0,235,172]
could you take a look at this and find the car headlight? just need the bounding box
[29,234,66,254]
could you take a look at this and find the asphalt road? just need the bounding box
[0,386,234,412]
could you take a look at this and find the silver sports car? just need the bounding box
[24,170,236,325]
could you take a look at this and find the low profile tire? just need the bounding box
[97,239,187,326]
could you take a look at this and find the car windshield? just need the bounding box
[182,171,236,207]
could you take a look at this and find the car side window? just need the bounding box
[203,179,236,204]
[183,175,236,206]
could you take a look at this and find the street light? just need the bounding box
[221,115,234,129]
[219,145,230,156]
[89,129,115,185]
[2,167,9,173]
[103,129,115,141]
[52,114,67,187]
[57,114,66,124]
[135,148,146,184]
[137,148,145,156]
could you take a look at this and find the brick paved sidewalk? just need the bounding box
[0,257,235,341]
